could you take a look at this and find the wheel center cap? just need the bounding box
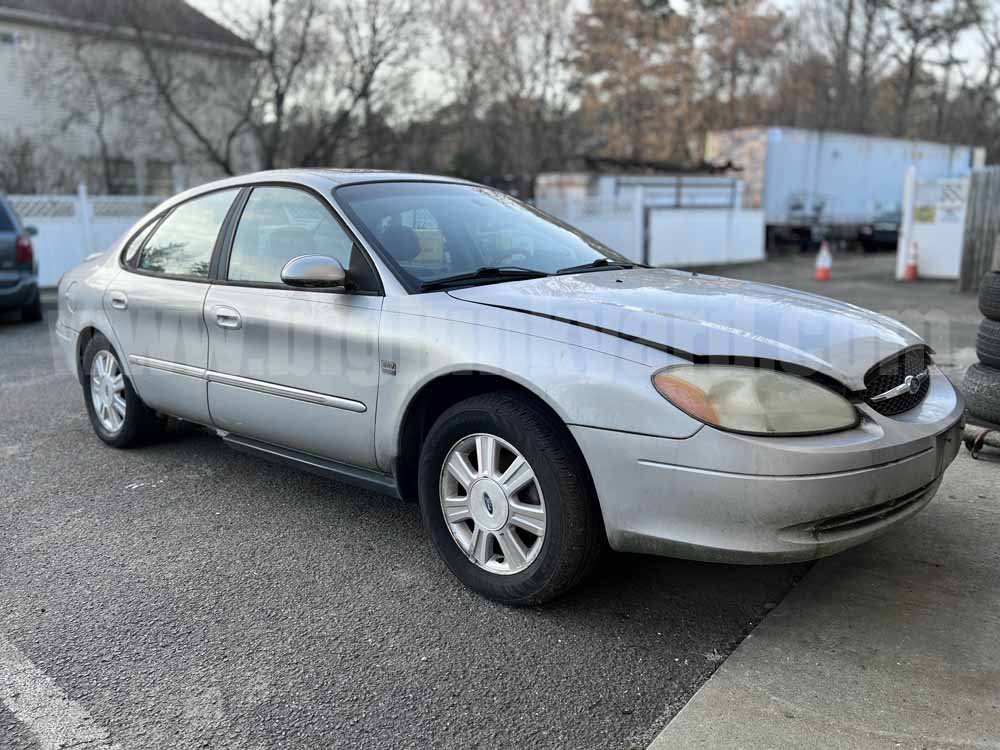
[469,478,509,532]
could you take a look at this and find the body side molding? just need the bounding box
[127,354,367,413]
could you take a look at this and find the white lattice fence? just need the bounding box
[9,196,77,218]
[10,186,165,286]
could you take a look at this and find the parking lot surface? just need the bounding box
[1,314,805,749]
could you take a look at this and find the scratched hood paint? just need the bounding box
[447,268,923,390]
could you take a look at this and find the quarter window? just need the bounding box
[137,189,239,279]
[228,187,359,286]
[122,218,159,266]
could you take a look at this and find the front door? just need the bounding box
[105,188,241,425]
[203,185,383,469]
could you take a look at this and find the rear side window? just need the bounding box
[137,189,238,278]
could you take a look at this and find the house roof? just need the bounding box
[0,0,254,55]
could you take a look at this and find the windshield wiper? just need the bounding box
[419,266,549,292]
[556,258,634,275]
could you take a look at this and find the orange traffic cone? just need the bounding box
[903,241,919,281]
[815,241,832,281]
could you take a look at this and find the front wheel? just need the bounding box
[418,391,604,605]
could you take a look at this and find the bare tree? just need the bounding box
[574,0,696,160]
[24,28,152,192]
[701,0,786,130]
[0,133,77,193]
[121,3,258,176]
[854,0,892,132]
[219,0,324,170]
[888,0,980,136]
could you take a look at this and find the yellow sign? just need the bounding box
[914,205,936,223]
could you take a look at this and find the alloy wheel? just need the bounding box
[439,433,546,575]
[90,350,126,433]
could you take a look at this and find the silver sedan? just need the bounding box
[56,170,965,604]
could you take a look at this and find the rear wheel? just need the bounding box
[82,334,165,447]
[20,290,42,322]
[418,391,604,605]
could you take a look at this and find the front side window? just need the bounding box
[335,182,629,291]
[137,189,239,279]
[227,186,376,290]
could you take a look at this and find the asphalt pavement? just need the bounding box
[0,313,805,750]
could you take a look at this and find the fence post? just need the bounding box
[633,186,646,265]
[77,182,95,256]
[896,166,916,280]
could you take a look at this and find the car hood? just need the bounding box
[447,268,924,391]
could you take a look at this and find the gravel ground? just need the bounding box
[0,313,806,750]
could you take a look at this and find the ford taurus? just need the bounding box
[56,170,965,604]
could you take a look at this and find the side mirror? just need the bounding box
[25,225,38,236]
[280,254,347,288]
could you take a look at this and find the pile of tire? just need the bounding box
[964,272,1000,424]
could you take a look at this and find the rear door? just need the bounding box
[203,185,383,469]
[105,188,241,424]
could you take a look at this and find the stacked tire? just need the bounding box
[964,272,1000,424]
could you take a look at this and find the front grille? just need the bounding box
[863,347,932,416]
[804,480,936,540]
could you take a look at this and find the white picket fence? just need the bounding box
[10,185,165,286]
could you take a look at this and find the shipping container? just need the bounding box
[705,127,985,248]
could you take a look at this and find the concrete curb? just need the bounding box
[647,450,1000,749]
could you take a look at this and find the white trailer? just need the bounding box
[705,127,985,249]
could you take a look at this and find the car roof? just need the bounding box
[218,168,470,188]
[157,169,474,213]
[297,169,472,187]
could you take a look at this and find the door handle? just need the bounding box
[109,291,128,310]
[213,306,242,330]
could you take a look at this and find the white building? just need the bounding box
[0,0,260,194]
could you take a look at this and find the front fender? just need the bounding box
[374,296,702,472]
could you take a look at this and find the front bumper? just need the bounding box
[572,367,965,563]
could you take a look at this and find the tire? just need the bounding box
[417,391,604,605]
[981,272,1000,322]
[963,363,1000,424]
[81,334,165,448]
[977,319,1000,370]
[20,290,42,322]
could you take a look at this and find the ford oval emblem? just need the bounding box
[483,492,494,514]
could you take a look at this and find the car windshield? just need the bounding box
[335,182,631,291]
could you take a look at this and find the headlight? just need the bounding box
[652,365,858,436]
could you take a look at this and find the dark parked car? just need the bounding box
[858,210,901,253]
[0,194,41,321]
